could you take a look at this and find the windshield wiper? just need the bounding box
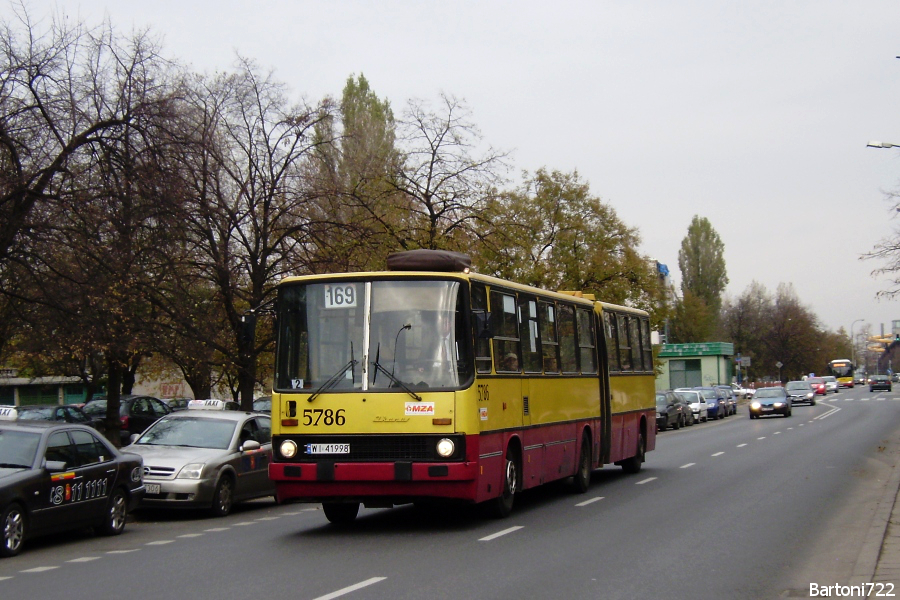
[371,359,422,401]
[0,463,30,469]
[308,359,358,403]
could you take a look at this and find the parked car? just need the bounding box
[694,387,727,419]
[749,387,792,419]
[15,404,107,435]
[656,391,681,431]
[0,406,144,557]
[870,374,893,392]
[82,395,171,445]
[822,376,839,393]
[715,385,738,415]
[124,399,274,517]
[252,396,272,413]
[785,381,816,406]
[675,389,708,423]
[806,377,827,396]
[161,398,192,412]
[670,392,694,427]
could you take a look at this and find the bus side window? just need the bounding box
[640,318,652,372]
[491,290,521,373]
[558,304,578,373]
[617,314,633,371]
[472,283,492,374]
[577,308,598,374]
[539,301,559,373]
[604,312,620,373]
[518,296,542,373]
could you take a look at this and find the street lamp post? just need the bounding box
[851,319,864,370]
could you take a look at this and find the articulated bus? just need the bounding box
[267,250,656,523]
[828,359,855,388]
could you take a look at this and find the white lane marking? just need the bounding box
[0,576,12,581]
[814,406,841,420]
[876,398,886,402]
[680,463,695,468]
[479,526,524,541]
[844,398,855,402]
[576,496,604,507]
[21,566,59,573]
[636,477,657,485]
[774,432,781,435]
[177,533,204,538]
[737,444,747,448]
[757,437,766,440]
[787,428,793,430]
[311,577,388,600]
[712,452,724,457]
[106,549,139,554]
[234,521,257,526]
[255,517,280,521]
[146,540,174,546]
[860,398,870,402]
[67,557,100,563]
[204,527,230,532]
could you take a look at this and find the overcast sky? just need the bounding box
[18,0,900,339]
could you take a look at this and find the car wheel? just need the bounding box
[673,416,681,430]
[572,436,592,493]
[323,502,360,524]
[811,399,816,406]
[209,475,234,517]
[97,488,128,536]
[0,503,26,557]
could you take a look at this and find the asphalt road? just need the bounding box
[1,384,898,600]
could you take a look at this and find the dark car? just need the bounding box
[15,404,107,435]
[785,381,816,406]
[656,391,681,431]
[0,406,145,557]
[82,395,171,445]
[161,398,192,412]
[714,385,738,415]
[870,374,893,392]
[694,387,727,420]
[749,387,792,419]
[252,396,272,414]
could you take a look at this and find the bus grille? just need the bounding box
[274,435,465,462]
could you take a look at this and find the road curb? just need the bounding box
[849,438,900,585]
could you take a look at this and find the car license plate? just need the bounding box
[306,443,350,455]
[761,407,773,412]
[145,483,161,494]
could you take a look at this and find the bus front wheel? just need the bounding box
[323,502,360,524]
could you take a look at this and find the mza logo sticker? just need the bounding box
[404,402,435,416]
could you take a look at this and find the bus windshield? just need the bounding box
[275,279,471,392]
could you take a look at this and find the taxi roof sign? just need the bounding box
[188,399,227,411]
[0,406,18,420]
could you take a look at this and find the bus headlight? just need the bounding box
[280,440,298,459]
[436,438,455,458]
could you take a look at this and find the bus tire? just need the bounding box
[489,448,518,518]
[621,431,645,474]
[572,436,592,493]
[323,502,360,524]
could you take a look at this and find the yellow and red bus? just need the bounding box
[828,359,855,388]
[267,250,656,522]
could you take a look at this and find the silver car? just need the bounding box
[124,400,274,517]
[675,389,708,423]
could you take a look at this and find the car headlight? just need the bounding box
[280,439,298,458]
[774,402,784,408]
[436,438,455,458]
[751,401,761,409]
[177,463,205,479]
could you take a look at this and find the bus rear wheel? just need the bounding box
[621,432,645,474]
[323,502,360,524]
[572,436,592,493]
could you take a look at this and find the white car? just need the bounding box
[731,383,753,399]
[675,389,709,423]
[822,376,839,393]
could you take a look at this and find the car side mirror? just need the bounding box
[241,440,261,452]
[44,460,67,472]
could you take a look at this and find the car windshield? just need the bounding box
[807,378,824,384]
[82,399,127,417]
[0,429,41,467]
[697,389,717,400]
[755,389,785,398]
[785,382,810,390]
[17,407,55,420]
[676,392,698,403]
[823,377,836,383]
[135,417,237,449]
